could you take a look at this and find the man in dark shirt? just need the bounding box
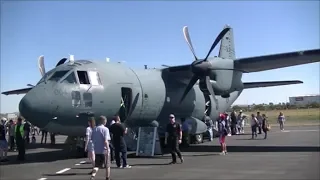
[15,117,27,161]
[230,110,237,135]
[109,115,131,168]
[165,114,184,164]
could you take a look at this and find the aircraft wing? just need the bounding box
[1,87,32,95]
[243,80,303,89]
[162,64,193,84]
[234,49,320,73]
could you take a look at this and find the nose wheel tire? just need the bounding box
[193,134,203,144]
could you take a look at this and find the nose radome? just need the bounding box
[19,95,32,119]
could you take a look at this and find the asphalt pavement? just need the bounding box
[0,125,319,180]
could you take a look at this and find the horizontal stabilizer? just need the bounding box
[235,49,320,73]
[1,87,33,95]
[243,80,303,89]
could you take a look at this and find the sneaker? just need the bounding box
[180,158,184,163]
[123,165,131,169]
[169,161,177,164]
[225,151,228,155]
[118,166,123,168]
[219,152,226,155]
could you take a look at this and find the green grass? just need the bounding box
[244,108,320,125]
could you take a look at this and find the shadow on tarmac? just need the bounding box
[181,145,320,153]
[127,144,320,159]
[3,148,80,165]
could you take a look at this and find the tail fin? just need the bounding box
[218,25,235,59]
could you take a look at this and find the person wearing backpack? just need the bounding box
[217,114,228,155]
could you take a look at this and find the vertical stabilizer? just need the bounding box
[218,25,235,59]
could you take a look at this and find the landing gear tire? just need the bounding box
[193,134,203,144]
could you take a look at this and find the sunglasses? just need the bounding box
[169,117,175,119]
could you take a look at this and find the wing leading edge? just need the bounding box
[1,87,33,95]
[243,80,303,89]
[234,49,320,73]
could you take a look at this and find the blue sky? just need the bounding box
[1,1,319,113]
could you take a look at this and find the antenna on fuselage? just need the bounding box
[69,54,75,65]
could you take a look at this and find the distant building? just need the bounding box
[289,94,320,106]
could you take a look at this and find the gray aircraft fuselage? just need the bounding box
[19,59,241,137]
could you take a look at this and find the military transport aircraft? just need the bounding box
[2,25,320,147]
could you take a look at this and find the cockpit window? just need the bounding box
[48,71,69,82]
[61,72,77,84]
[77,71,90,84]
[88,71,102,86]
[37,70,55,85]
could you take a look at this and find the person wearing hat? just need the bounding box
[261,114,269,139]
[217,113,228,155]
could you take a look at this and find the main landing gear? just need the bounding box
[65,136,87,158]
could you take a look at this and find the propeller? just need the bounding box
[179,26,232,109]
[56,58,68,67]
[38,55,46,77]
[38,55,75,78]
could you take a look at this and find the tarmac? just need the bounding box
[0,125,319,180]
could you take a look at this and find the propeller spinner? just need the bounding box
[179,26,231,105]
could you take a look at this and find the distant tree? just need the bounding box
[308,102,320,108]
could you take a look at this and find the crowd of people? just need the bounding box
[84,115,132,180]
[200,110,286,155]
[0,111,287,179]
[0,117,56,162]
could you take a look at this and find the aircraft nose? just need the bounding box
[19,95,33,120]
[19,88,50,127]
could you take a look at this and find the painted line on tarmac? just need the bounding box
[37,178,47,180]
[56,168,71,174]
[282,129,319,132]
[75,160,87,166]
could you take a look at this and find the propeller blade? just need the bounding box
[205,76,219,110]
[183,26,198,60]
[204,27,231,61]
[180,75,199,103]
[56,58,68,67]
[38,55,46,77]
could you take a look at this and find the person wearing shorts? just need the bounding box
[91,116,111,180]
[218,114,228,155]
[85,118,96,170]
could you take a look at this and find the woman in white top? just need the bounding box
[250,114,258,139]
[85,118,96,168]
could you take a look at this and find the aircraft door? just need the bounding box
[119,87,132,123]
